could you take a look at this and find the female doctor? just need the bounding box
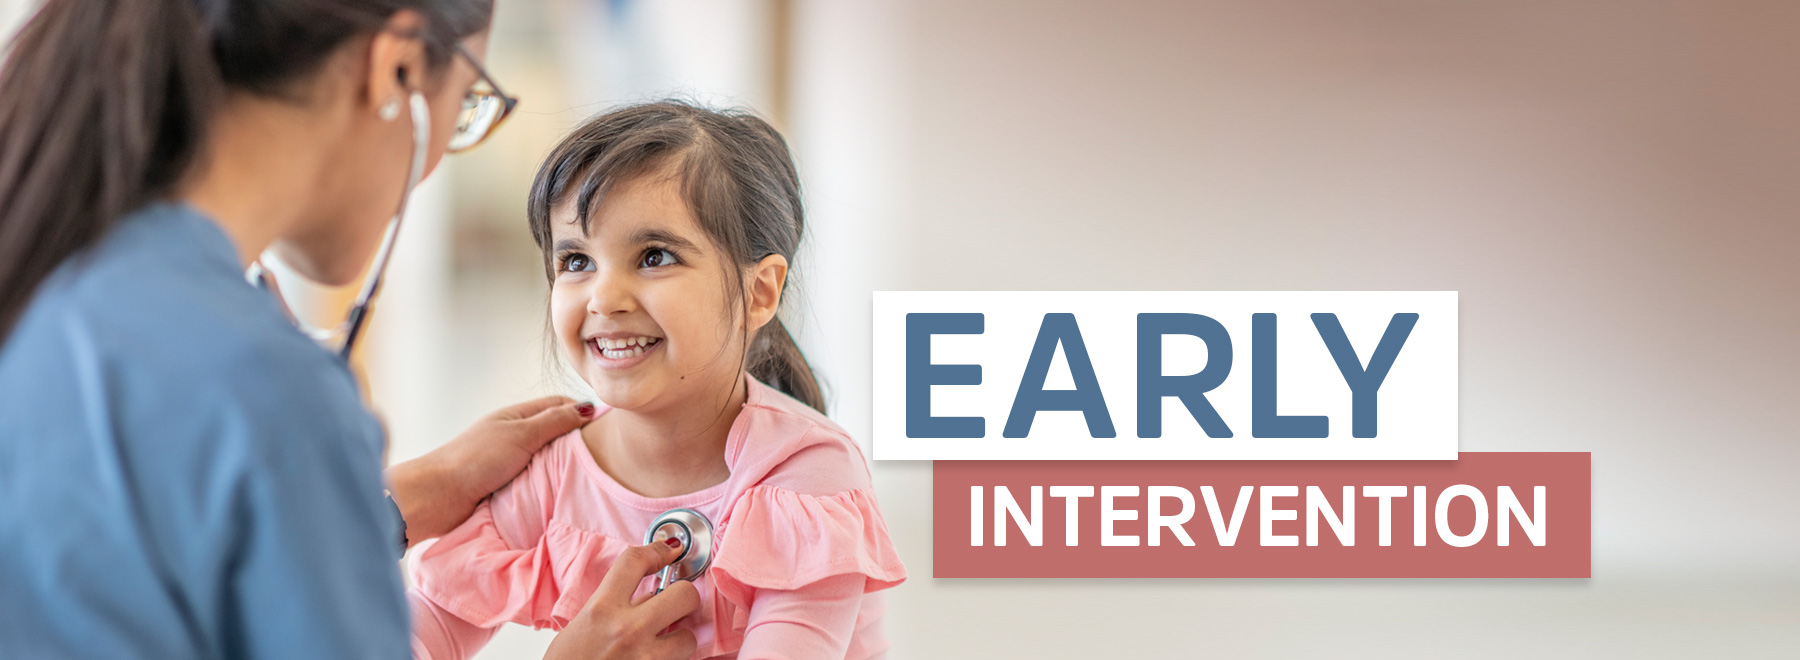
[0,1,697,659]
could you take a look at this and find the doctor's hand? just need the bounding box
[545,541,701,660]
[385,396,599,544]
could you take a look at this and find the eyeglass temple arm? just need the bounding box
[454,43,514,101]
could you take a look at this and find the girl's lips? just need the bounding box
[587,337,663,369]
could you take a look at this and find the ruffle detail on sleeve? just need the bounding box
[413,511,631,632]
[709,485,907,633]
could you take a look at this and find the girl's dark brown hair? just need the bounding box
[527,100,825,413]
[0,0,492,344]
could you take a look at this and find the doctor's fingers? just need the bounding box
[594,542,686,608]
[637,579,701,628]
[650,627,697,660]
[490,395,576,420]
[515,399,599,442]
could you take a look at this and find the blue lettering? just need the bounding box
[1252,313,1328,438]
[1311,312,1418,438]
[1003,313,1116,438]
[906,312,985,438]
[1136,313,1233,438]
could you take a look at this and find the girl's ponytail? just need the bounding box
[0,0,220,342]
[749,315,825,413]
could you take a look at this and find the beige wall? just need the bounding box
[812,1,1798,657]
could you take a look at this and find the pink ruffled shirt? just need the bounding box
[408,378,906,660]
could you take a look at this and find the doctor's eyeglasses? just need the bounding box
[446,43,518,153]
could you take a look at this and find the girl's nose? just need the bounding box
[586,268,638,317]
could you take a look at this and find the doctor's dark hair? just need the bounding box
[527,101,825,413]
[0,0,492,343]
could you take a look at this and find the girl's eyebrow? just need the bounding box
[553,227,701,255]
[630,228,702,254]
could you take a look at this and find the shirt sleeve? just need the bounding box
[709,485,907,656]
[408,501,524,660]
[734,573,865,660]
[409,447,631,658]
[711,486,906,595]
[217,356,410,660]
[409,588,498,660]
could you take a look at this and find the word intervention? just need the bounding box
[932,455,1591,578]
[968,484,1544,548]
[873,291,1458,460]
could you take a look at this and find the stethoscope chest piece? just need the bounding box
[643,508,714,593]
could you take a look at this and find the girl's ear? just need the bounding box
[745,253,789,331]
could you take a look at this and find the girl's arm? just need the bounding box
[407,498,520,660]
[734,573,866,660]
[410,589,500,660]
[710,482,907,659]
[407,449,580,660]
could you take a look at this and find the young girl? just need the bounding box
[406,102,905,660]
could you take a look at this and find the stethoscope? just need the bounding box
[333,92,431,361]
[643,508,716,593]
[248,92,720,591]
[246,91,429,360]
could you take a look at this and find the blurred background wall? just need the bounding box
[4,0,1796,657]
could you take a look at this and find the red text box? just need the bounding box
[933,452,1589,578]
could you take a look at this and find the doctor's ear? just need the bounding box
[363,10,430,116]
[744,254,789,332]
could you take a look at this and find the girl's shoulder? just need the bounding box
[727,377,872,497]
[508,427,590,494]
[473,429,589,545]
[707,378,907,605]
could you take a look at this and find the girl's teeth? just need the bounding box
[594,337,657,359]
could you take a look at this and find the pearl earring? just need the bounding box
[378,97,402,121]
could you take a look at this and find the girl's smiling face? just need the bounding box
[548,172,751,413]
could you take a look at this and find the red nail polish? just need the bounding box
[664,537,682,548]
[576,402,596,418]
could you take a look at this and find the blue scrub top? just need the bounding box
[0,203,409,659]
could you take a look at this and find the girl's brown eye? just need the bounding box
[562,254,593,272]
[640,248,679,269]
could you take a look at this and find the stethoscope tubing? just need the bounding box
[337,91,431,362]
